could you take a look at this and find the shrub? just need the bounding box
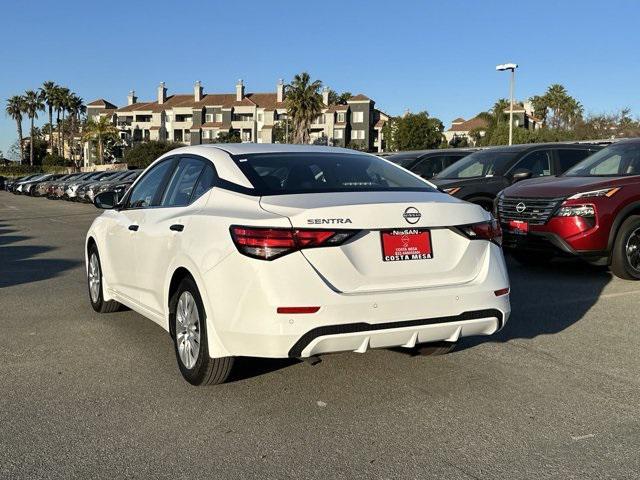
[43,154,72,166]
[123,141,183,168]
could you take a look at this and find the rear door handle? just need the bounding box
[128,224,139,231]
[170,224,184,232]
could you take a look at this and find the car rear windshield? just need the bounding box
[436,150,520,179]
[564,143,640,177]
[386,154,421,167]
[233,152,435,195]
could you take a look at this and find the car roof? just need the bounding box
[191,143,364,156]
[478,141,607,153]
[388,149,476,160]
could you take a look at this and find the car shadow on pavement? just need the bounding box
[227,357,301,383]
[456,253,612,351]
[0,225,82,289]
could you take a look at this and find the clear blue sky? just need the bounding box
[2,0,640,157]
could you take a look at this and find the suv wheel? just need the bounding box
[611,215,640,280]
[170,277,234,385]
[88,245,121,313]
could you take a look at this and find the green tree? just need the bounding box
[530,84,583,129]
[285,72,324,144]
[5,95,26,163]
[23,90,45,166]
[66,93,85,164]
[327,90,352,105]
[213,130,241,143]
[123,140,182,168]
[82,116,119,164]
[272,121,290,143]
[40,81,58,153]
[382,111,444,151]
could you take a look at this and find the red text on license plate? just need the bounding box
[381,229,432,261]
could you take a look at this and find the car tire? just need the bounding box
[611,215,640,280]
[170,277,234,386]
[87,244,121,313]
[415,341,456,356]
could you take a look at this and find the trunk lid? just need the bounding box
[260,191,490,294]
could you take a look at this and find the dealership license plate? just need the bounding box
[508,220,529,235]
[381,229,433,261]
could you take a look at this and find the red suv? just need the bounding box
[497,139,640,279]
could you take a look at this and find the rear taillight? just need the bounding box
[230,226,358,260]
[456,219,502,245]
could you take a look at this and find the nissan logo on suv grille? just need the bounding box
[516,202,527,213]
[403,207,421,224]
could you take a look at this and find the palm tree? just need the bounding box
[66,93,85,163]
[5,95,26,163]
[23,90,44,165]
[82,116,118,164]
[57,87,70,155]
[285,72,324,144]
[40,81,58,153]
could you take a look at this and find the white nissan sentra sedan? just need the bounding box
[86,144,510,385]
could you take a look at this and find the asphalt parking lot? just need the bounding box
[1,192,639,479]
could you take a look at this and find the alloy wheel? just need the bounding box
[88,253,101,303]
[625,227,640,272]
[175,292,201,369]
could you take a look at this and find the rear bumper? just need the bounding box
[288,309,503,357]
[202,243,510,358]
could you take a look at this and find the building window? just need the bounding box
[205,113,214,122]
[352,111,364,123]
[337,112,345,123]
[202,130,210,139]
[352,129,365,140]
[215,113,223,122]
[334,129,344,139]
[257,113,263,122]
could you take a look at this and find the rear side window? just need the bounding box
[513,150,552,177]
[192,163,216,200]
[161,157,206,207]
[557,149,593,172]
[127,159,175,208]
[411,156,445,179]
[235,152,434,195]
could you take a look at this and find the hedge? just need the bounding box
[0,165,71,178]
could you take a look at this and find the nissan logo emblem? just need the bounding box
[403,207,421,224]
[516,202,526,213]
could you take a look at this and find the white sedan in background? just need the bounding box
[86,144,510,385]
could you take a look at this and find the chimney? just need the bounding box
[127,90,137,106]
[194,80,203,102]
[236,79,244,102]
[157,82,167,104]
[276,79,284,103]
[322,86,330,106]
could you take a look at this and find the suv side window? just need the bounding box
[556,148,594,173]
[126,159,176,209]
[411,155,443,179]
[161,157,206,207]
[443,154,467,168]
[513,150,552,177]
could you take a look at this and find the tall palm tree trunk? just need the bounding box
[56,109,61,154]
[48,106,54,153]
[16,119,24,164]
[29,117,35,166]
[98,136,104,165]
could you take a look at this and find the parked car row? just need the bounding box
[386,139,640,280]
[4,169,142,203]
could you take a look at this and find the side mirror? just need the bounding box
[94,191,117,209]
[511,168,533,183]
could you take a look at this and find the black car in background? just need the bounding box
[431,142,605,210]
[386,149,476,179]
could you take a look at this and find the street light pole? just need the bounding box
[496,63,518,146]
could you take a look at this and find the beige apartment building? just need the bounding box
[84,80,389,165]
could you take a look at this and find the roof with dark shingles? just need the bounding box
[87,99,118,109]
[447,116,489,132]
